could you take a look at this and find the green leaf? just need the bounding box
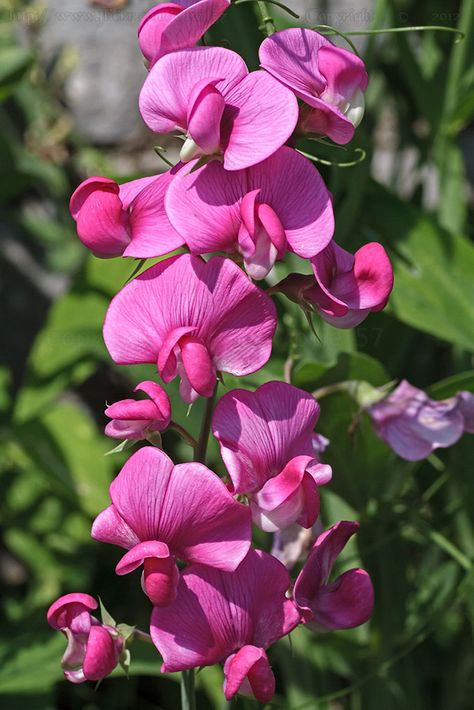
[428,371,474,398]
[364,182,474,352]
[0,635,64,694]
[293,352,389,392]
[0,47,33,100]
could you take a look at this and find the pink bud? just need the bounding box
[105,381,171,441]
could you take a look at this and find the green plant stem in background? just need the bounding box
[256,0,275,36]
[180,386,218,707]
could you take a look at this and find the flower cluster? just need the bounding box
[48,2,398,704]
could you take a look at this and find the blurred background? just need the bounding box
[1,0,474,708]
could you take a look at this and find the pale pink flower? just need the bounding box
[103,254,277,404]
[138,1,230,67]
[166,146,334,279]
[294,521,374,631]
[105,381,171,440]
[47,594,123,684]
[212,382,332,532]
[151,549,300,703]
[260,28,368,144]
[91,447,251,606]
[139,46,298,170]
[368,380,474,461]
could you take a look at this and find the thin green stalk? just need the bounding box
[181,669,196,710]
[256,0,275,36]
[180,385,218,708]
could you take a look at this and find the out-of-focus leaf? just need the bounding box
[428,371,474,398]
[293,352,389,392]
[0,635,64,694]
[0,47,33,100]
[364,182,474,352]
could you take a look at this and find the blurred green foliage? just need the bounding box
[1,0,474,708]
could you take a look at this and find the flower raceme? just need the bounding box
[104,381,171,441]
[138,0,230,67]
[150,549,301,703]
[103,253,277,403]
[212,382,332,531]
[139,46,299,170]
[368,380,474,461]
[166,146,334,279]
[69,171,183,258]
[275,241,394,329]
[294,521,374,631]
[260,28,368,144]
[47,594,123,684]
[91,447,251,606]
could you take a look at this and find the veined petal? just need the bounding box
[180,336,216,397]
[187,79,226,155]
[138,4,182,63]
[91,504,141,550]
[82,626,121,681]
[139,46,247,134]
[307,568,374,631]
[318,44,368,107]
[223,646,275,703]
[221,71,298,170]
[160,0,231,59]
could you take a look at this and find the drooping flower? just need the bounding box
[139,46,299,170]
[138,0,230,67]
[259,28,368,144]
[212,382,332,531]
[165,146,334,279]
[70,171,183,258]
[105,381,171,441]
[103,253,277,403]
[275,241,393,328]
[368,380,474,461]
[294,521,374,631]
[151,549,301,703]
[91,446,251,606]
[47,593,123,684]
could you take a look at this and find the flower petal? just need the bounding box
[91,504,141,550]
[160,0,231,60]
[47,593,97,631]
[221,70,298,170]
[83,626,121,681]
[224,646,275,703]
[307,568,374,630]
[139,46,247,134]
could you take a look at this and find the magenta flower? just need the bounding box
[70,171,183,259]
[368,380,474,461]
[276,241,393,328]
[47,593,123,684]
[92,447,251,606]
[259,28,368,144]
[103,254,277,403]
[139,46,298,170]
[105,381,171,440]
[294,521,374,631]
[138,1,230,67]
[212,382,332,531]
[151,549,300,703]
[166,146,334,279]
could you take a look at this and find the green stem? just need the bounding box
[256,0,275,36]
[181,669,196,710]
[169,421,198,449]
[180,385,218,707]
[133,629,153,644]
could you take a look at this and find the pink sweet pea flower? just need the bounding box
[276,241,393,328]
[92,446,251,606]
[165,146,334,279]
[368,380,474,461]
[139,46,299,170]
[151,549,301,703]
[69,171,183,259]
[294,521,374,631]
[47,593,123,684]
[139,1,230,67]
[259,28,368,144]
[212,382,332,532]
[103,253,277,404]
[105,380,171,440]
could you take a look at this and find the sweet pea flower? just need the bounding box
[105,381,171,441]
[70,171,183,259]
[294,521,374,631]
[165,146,334,279]
[275,241,393,328]
[47,593,123,684]
[259,28,368,144]
[212,382,332,532]
[92,446,251,606]
[138,1,230,67]
[151,549,301,703]
[139,46,299,170]
[103,253,277,404]
[368,380,474,461]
